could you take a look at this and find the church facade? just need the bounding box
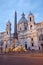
[0,12,43,52]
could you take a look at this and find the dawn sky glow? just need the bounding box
[0,0,43,32]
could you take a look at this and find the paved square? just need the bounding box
[0,54,43,65]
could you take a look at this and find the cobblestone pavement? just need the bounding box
[0,53,43,65]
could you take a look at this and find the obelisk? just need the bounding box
[14,11,18,39]
[12,11,18,48]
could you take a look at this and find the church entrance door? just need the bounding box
[41,44,43,51]
[25,44,27,50]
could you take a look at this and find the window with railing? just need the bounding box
[30,25,32,29]
[39,34,43,41]
[32,43,34,46]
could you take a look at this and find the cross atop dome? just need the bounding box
[29,11,33,15]
[22,13,25,17]
[29,11,34,17]
[6,20,11,26]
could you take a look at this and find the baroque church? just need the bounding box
[0,11,43,52]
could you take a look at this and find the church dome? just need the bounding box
[18,13,28,24]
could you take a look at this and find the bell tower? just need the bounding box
[6,20,11,35]
[28,12,34,23]
[28,12,35,30]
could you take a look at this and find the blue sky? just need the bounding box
[0,0,43,33]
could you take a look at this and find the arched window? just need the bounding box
[30,17,31,21]
[20,27,21,30]
[32,43,34,46]
[7,31,8,34]
[25,27,27,30]
[31,38,33,41]
[39,34,43,41]
[30,25,32,29]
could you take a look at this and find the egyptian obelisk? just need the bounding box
[12,11,18,47]
[14,11,18,39]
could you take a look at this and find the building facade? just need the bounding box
[0,12,43,52]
